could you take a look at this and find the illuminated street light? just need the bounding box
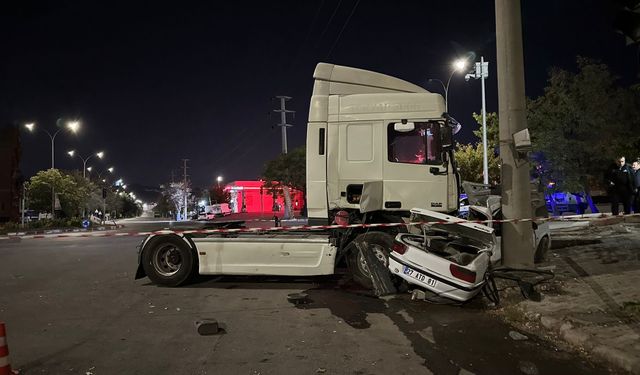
[67,121,81,133]
[427,57,470,113]
[68,150,106,179]
[22,118,82,220]
[23,120,81,169]
[453,59,467,72]
[107,167,114,173]
[217,175,223,187]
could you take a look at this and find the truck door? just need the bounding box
[384,121,451,212]
[306,122,328,225]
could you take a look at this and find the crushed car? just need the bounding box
[387,182,552,303]
[388,208,497,302]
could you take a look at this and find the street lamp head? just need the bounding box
[25,123,35,132]
[66,121,80,133]
[96,151,104,159]
[67,150,76,157]
[122,184,127,189]
[453,59,467,72]
[86,166,93,172]
[217,176,223,183]
[101,179,106,183]
[107,167,114,173]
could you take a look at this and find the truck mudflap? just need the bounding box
[134,236,150,280]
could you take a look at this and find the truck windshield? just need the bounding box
[387,121,441,165]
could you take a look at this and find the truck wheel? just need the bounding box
[142,236,197,287]
[534,235,550,264]
[346,231,394,289]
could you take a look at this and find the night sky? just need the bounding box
[2,0,636,191]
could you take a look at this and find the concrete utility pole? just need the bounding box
[495,0,534,266]
[182,159,189,221]
[273,96,295,154]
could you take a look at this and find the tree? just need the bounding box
[162,182,191,220]
[455,143,501,184]
[27,169,84,217]
[66,170,96,217]
[155,192,176,218]
[454,112,501,184]
[527,56,640,194]
[472,112,500,151]
[209,185,230,204]
[263,146,306,219]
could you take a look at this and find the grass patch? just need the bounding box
[621,301,640,317]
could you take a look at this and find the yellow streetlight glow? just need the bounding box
[453,59,467,71]
[67,121,80,133]
[25,123,35,132]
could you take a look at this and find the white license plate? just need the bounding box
[403,265,437,287]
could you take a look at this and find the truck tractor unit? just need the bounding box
[135,63,465,289]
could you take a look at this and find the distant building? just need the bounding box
[225,180,304,214]
[0,125,21,222]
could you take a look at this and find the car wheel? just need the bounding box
[142,235,197,286]
[346,231,394,289]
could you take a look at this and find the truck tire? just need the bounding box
[141,235,197,287]
[346,231,394,289]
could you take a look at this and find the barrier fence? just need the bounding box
[2,212,638,241]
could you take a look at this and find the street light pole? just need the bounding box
[428,58,468,113]
[480,56,489,185]
[25,121,80,219]
[465,57,490,185]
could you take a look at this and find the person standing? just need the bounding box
[605,156,634,215]
[632,159,640,212]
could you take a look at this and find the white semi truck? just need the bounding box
[135,63,477,288]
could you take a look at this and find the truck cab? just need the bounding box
[306,63,459,225]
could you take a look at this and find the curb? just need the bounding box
[537,314,640,374]
[3,225,124,237]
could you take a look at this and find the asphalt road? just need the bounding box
[0,227,620,375]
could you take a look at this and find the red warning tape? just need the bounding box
[2,212,636,241]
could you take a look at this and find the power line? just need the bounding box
[326,0,361,59]
[313,0,344,51]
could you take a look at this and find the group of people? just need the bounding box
[605,156,640,215]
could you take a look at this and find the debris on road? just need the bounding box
[195,319,224,336]
[509,331,529,341]
[287,293,309,305]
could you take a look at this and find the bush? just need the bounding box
[0,222,19,235]
[26,218,83,230]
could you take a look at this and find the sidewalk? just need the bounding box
[508,217,640,373]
